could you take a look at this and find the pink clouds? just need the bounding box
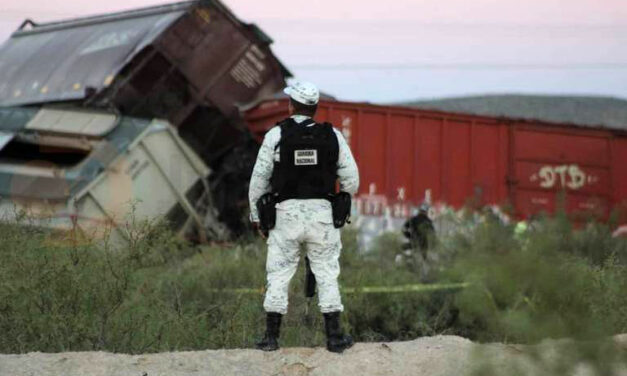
[3,0,627,24]
[226,0,627,24]
[0,0,626,101]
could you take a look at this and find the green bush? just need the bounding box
[441,214,627,375]
[0,211,626,368]
[0,221,456,353]
[443,215,627,344]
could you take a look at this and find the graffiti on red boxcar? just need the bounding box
[529,164,600,190]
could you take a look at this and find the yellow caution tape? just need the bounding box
[208,283,469,295]
[342,282,470,294]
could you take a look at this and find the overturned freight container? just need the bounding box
[0,0,288,136]
[0,0,290,236]
[0,106,222,244]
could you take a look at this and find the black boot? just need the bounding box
[256,312,282,351]
[323,311,354,353]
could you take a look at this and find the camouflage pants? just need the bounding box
[263,199,344,314]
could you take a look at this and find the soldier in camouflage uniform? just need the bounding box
[249,80,359,353]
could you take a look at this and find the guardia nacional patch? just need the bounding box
[294,149,318,165]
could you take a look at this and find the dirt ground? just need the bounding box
[1,335,626,376]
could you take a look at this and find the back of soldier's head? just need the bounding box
[284,80,320,117]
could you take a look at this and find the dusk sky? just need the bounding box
[1,0,626,102]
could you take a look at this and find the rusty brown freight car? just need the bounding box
[0,0,289,164]
[0,0,291,236]
[246,99,627,231]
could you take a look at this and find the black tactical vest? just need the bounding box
[270,118,339,202]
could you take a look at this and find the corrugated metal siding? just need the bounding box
[0,10,185,106]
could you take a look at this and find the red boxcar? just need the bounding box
[245,99,627,226]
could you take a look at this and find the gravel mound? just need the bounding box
[1,335,626,376]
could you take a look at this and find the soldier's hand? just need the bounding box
[253,222,267,239]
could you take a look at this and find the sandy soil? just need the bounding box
[1,335,626,376]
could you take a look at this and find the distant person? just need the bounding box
[248,80,359,353]
[402,203,435,260]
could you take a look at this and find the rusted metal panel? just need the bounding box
[245,99,627,224]
[88,1,288,166]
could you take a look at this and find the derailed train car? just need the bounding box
[0,106,218,243]
[0,0,290,236]
[5,0,626,242]
[245,99,627,239]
